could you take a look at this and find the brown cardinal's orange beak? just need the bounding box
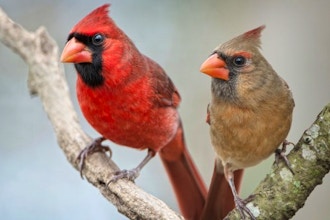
[200,54,229,80]
[60,38,92,63]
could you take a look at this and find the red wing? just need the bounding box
[146,56,181,109]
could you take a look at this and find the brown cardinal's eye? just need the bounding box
[232,56,247,67]
[92,34,104,46]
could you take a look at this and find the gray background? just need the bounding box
[1,1,329,219]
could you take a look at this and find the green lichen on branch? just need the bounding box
[226,103,330,219]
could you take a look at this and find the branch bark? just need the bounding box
[0,7,329,220]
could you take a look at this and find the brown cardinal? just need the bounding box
[199,26,294,219]
[60,4,206,219]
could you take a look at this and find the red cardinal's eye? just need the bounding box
[232,56,246,67]
[92,34,104,46]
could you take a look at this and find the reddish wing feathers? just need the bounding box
[147,56,181,108]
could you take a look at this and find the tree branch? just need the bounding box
[0,7,183,220]
[1,6,329,220]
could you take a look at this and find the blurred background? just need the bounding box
[1,0,329,219]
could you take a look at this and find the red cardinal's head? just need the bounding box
[60,4,134,87]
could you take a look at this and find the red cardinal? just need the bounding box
[60,4,206,219]
[199,26,294,219]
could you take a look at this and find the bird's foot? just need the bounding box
[107,168,140,184]
[77,137,111,179]
[244,194,256,204]
[233,196,256,220]
[107,150,155,185]
[275,140,295,174]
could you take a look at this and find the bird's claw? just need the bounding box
[275,140,295,174]
[233,196,256,220]
[77,137,111,179]
[107,168,140,185]
[244,194,256,204]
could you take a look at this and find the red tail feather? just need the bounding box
[160,122,207,220]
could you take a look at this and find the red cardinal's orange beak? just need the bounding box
[200,54,229,80]
[60,38,92,63]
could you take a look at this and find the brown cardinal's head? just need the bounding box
[200,26,276,102]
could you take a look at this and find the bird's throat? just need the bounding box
[211,77,238,102]
[75,63,105,88]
